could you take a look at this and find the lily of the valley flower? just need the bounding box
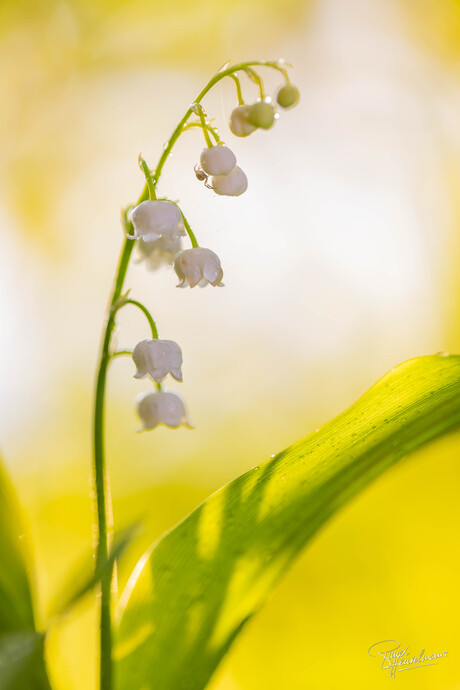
[136,390,192,430]
[136,235,182,271]
[174,247,224,288]
[200,145,237,175]
[229,105,257,137]
[132,339,183,382]
[211,166,248,197]
[129,200,185,242]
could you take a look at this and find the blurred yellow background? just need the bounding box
[1,0,460,687]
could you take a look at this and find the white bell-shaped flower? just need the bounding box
[174,247,224,288]
[136,390,192,430]
[200,145,237,176]
[229,105,257,137]
[136,236,182,271]
[129,200,185,242]
[132,339,183,382]
[211,166,248,197]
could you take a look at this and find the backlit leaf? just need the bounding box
[115,354,460,690]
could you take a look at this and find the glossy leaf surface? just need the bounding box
[116,355,460,690]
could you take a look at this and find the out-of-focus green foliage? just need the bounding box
[0,632,50,690]
[0,462,35,633]
[115,354,460,690]
[49,523,139,619]
[0,461,51,689]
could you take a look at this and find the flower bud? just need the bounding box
[136,235,182,271]
[276,84,300,109]
[211,166,248,197]
[136,391,192,430]
[229,105,257,137]
[247,100,276,130]
[130,200,185,242]
[174,247,224,288]
[200,145,237,176]
[132,339,183,382]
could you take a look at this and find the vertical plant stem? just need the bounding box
[93,234,135,690]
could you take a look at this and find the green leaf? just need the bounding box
[115,354,460,690]
[0,459,52,688]
[49,522,139,619]
[0,461,35,633]
[0,632,51,690]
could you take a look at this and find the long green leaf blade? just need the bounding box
[115,354,460,690]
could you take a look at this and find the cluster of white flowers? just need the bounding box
[125,67,299,431]
[131,338,191,430]
[127,194,226,430]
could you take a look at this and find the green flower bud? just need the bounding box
[247,100,276,130]
[276,84,300,109]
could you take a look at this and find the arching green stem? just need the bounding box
[193,103,213,148]
[138,156,157,200]
[244,67,266,99]
[182,121,221,143]
[229,73,245,105]
[92,58,287,690]
[111,350,133,359]
[176,207,199,248]
[114,298,159,339]
[279,67,291,84]
[152,59,286,187]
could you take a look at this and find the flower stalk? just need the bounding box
[91,58,297,690]
[177,207,199,248]
[113,298,159,339]
[138,155,157,200]
[92,233,134,690]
